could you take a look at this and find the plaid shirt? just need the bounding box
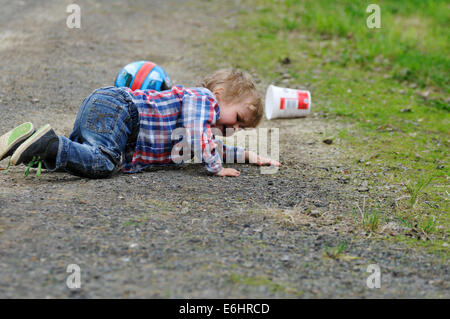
[121,85,244,174]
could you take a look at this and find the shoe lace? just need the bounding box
[24,156,43,177]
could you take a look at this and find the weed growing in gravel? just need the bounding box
[146,199,172,213]
[122,220,139,228]
[353,197,382,234]
[420,217,437,235]
[323,241,347,259]
[122,213,150,228]
[398,214,438,239]
[406,174,435,209]
[392,174,444,241]
[353,208,380,234]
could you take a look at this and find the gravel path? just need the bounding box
[0,0,448,298]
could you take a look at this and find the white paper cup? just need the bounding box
[265,85,311,120]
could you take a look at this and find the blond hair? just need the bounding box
[200,69,263,128]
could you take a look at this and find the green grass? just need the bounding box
[353,204,381,234]
[406,174,435,209]
[207,0,449,251]
[323,241,347,259]
[212,0,449,90]
[122,211,152,228]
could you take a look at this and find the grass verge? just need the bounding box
[206,0,449,252]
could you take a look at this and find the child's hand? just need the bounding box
[216,167,240,177]
[246,151,281,167]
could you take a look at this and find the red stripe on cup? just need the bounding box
[280,97,286,110]
[131,62,156,90]
[297,91,309,109]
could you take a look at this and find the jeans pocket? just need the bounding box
[86,97,123,135]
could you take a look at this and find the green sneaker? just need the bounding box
[10,124,59,177]
[0,122,35,161]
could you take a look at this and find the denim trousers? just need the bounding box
[53,86,139,178]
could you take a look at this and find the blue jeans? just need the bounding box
[53,86,139,178]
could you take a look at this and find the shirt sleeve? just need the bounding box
[182,93,223,174]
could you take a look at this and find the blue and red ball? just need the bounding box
[114,61,172,91]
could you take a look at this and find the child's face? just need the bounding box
[215,96,254,136]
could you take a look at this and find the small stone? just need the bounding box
[280,255,290,262]
[313,200,327,208]
[310,209,321,217]
[442,243,449,247]
[280,57,291,65]
[400,107,412,113]
[418,90,430,99]
[358,181,369,192]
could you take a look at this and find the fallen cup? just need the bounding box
[265,84,311,120]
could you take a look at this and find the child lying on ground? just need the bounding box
[0,69,280,178]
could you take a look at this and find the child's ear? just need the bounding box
[213,87,225,100]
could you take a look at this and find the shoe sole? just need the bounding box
[10,124,52,165]
[0,122,34,161]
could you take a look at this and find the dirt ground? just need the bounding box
[0,0,448,298]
